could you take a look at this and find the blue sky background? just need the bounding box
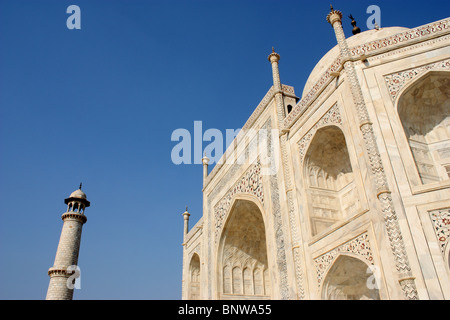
[0,0,448,300]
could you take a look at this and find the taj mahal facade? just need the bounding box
[181,7,450,300]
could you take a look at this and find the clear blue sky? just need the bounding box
[0,0,448,300]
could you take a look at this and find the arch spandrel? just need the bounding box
[321,254,380,300]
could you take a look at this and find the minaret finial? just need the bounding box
[186,206,188,212]
[268,47,280,63]
[326,4,342,25]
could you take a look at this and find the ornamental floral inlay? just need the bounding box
[314,233,374,286]
[429,208,450,255]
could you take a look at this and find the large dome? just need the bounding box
[301,27,410,98]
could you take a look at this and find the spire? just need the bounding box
[349,14,361,35]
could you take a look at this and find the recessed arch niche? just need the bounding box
[188,253,201,300]
[304,126,360,236]
[217,198,270,299]
[397,71,450,184]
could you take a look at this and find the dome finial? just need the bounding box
[349,14,361,35]
[79,182,82,190]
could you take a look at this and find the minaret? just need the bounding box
[268,47,305,300]
[326,5,418,299]
[46,184,90,300]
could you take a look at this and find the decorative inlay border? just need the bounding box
[350,18,450,57]
[297,104,342,165]
[429,208,450,255]
[384,59,450,102]
[314,232,374,287]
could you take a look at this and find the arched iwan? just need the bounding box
[217,198,271,300]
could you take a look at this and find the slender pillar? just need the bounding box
[268,48,306,300]
[182,206,190,240]
[202,154,209,188]
[46,186,90,300]
[181,207,190,299]
[326,6,418,299]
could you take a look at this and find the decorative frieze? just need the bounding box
[350,18,450,57]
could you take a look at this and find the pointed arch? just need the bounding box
[217,197,271,299]
[321,254,380,300]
